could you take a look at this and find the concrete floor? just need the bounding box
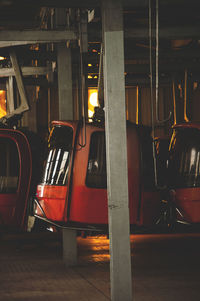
[0,230,200,300]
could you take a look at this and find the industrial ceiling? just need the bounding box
[0,0,200,87]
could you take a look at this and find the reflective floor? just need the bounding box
[0,231,200,300]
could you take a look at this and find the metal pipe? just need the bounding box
[184,69,190,122]
[172,80,177,125]
[155,0,172,124]
[136,86,139,124]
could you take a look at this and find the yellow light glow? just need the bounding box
[89,91,98,107]
[88,110,94,118]
[88,63,92,67]
[88,88,99,120]
[0,90,7,118]
[0,56,5,61]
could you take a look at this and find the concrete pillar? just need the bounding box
[102,0,133,300]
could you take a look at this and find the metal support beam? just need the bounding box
[62,229,77,266]
[6,77,14,114]
[102,1,132,300]
[9,51,29,114]
[0,29,77,48]
[57,43,73,120]
[55,7,74,121]
[55,7,77,265]
[0,66,52,77]
[0,30,76,41]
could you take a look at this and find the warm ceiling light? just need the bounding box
[0,56,6,61]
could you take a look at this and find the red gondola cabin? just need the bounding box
[167,123,200,224]
[0,128,32,230]
[34,120,162,231]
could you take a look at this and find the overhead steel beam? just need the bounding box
[0,30,77,48]
[124,48,200,60]
[15,0,198,9]
[125,26,200,40]
[0,66,52,77]
[88,26,200,41]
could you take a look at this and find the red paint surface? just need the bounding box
[36,185,67,221]
[35,121,161,227]
[0,129,32,229]
[174,188,200,223]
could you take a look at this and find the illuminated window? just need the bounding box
[88,88,99,121]
[0,90,7,118]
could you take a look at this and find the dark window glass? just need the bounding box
[168,128,200,188]
[0,138,19,193]
[86,132,107,188]
[154,138,170,187]
[140,133,156,190]
[41,126,73,186]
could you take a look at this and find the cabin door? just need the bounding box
[0,130,32,229]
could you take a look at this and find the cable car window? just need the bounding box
[86,132,107,188]
[41,126,73,186]
[141,134,156,191]
[0,138,19,193]
[168,128,200,188]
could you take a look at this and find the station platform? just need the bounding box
[0,231,200,300]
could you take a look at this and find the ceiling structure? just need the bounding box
[0,0,200,88]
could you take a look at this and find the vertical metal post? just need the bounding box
[102,1,133,300]
[10,50,29,114]
[55,8,77,266]
[62,228,77,267]
[57,44,73,120]
[56,8,73,120]
[6,76,14,114]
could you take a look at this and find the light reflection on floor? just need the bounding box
[77,232,200,264]
[77,235,110,263]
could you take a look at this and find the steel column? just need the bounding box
[55,8,77,266]
[102,0,133,300]
[57,43,73,120]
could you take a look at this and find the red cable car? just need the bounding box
[0,127,43,231]
[33,120,161,231]
[0,128,32,230]
[167,123,200,225]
